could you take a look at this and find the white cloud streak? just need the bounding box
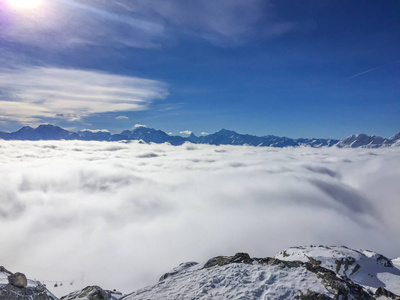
[118,0,293,46]
[0,0,293,50]
[346,60,400,79]
[179,130,192,135]
[0,67,168,124]
[79,129,110,133]
[0,142,398,297]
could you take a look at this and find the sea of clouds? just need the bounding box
[0,140,399,296]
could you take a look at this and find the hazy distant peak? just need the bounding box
[0,124,399,148]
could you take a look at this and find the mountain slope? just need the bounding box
[1,124,79,140]
[121,248,400,300]
[196,129,302,147]
[275,245,400,296]
[77,129,112,141]
[336,133,400,148]
[118,127,187,145]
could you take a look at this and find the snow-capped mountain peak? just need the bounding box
[0,124,399,148]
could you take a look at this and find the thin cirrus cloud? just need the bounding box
[1,0,293,50]
[114,0,295,46]
[1,0,165,49]
[0,141,398,297]
[0,67,168,124]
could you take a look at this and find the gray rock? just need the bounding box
[375,287,400,299]
[0,283,57,300]
[8,272,27,288]
[60,286,114,300]
[159,262,198,281]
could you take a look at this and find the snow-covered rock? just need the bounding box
[336,133,400,148]
[60,285,122,300]
[2,246,400,299]
[122,250,399,299]
[276,245,400,296]
[8,272,27,288]
[0,266,57,300]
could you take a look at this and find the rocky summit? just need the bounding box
[0,267,57,300]
[1,246,400,299]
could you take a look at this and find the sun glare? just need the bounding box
[7,0,42,9]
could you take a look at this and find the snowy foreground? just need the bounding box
[1,245,400,299]
[0,141,399,297]
[120,246,400,300]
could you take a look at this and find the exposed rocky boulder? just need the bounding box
[61,286,121,300]
[0,269,57,300]
[203,252,254,268]
[8,272,27,288]
[159,262,198,281]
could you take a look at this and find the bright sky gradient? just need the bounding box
[0,0,399,138]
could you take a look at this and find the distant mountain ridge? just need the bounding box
[336,133,400,148]
[0,124,399,148]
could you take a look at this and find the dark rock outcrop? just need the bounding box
[0,269,57,300]
[200,252,395,299]
[8,272,27,288]
[375,287,400,299]
[0,282,56,300]
[159,262,198,281]
[60,285,117,300]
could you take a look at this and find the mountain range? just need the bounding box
[0,124,399,148]
[1,245,399,299]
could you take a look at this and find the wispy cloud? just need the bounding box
[79,129,110,133]
[0,0,293,52]
[116,116,129,120]
[118,0,294,46]
[0,0,165,49]
[0,67,168,125]
[346,60,400,79]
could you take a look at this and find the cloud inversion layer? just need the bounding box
[0,141,399,296]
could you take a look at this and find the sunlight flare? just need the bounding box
[7,0,42,9]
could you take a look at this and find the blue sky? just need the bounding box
[0,0,399,138]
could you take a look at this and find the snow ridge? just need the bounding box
[121,248,400,300]
[276,245,400,296]
[2,246,400,299]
